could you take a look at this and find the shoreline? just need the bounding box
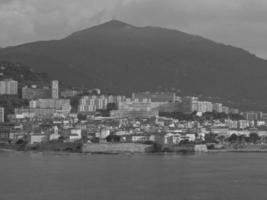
[2,145,267,154]
[208,149,267,153]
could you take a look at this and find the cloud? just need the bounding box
[115,0,267,58]
[0,0,267,58]
[0,0,123,46]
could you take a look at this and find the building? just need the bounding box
[222,106,230,114]
[69,129,82,142]
[197,101,213,113]
[29,134,48,144]
[243,112,259,121]
[0,79,18,95]
[22,86,50,100]
[15,108,58,119]
[229,108,239,114]
[78,95,125,112]
[110,101,160,118]
[60,89,80,98]
[132,92,176,102]
[181,97,199,113]
[51,80,59,99]
[213,103,223,113]
[0,107,4,123]
[30,99,71,110]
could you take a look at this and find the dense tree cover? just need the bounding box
[0,60,49,119]
[0,95,28,120]
[159,112,197,121]
[159,111,244,121]
[0,61,49,86]
[228,133,260,144]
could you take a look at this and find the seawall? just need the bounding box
[82,143,152,153]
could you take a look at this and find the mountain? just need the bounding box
[0,20,267,107]
[0,61,49,86]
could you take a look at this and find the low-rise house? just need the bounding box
[126,135,149,143]
[68,129,82,142]
[29,134,48,144]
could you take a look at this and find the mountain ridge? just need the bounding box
[0,20,267,108]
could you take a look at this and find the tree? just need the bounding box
[107,103,118,111]
[228,134,238,143]
[205,133,217,143]
[249,133,260,144]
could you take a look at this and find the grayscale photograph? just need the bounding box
[0,0,267,200]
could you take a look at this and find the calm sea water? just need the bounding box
[0,151,267,200]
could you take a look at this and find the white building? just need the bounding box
[213,103,223,113]
[69,129,82,142]
[0,107,4,122]
[51,80,59,99]
[29,134,47,144]
[0,79,18,95]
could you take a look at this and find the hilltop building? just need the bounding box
[60,89,80,98]
[0,107,4,123]
[132,92,176,102]
[51,80,59,99]
[110,100,160,118]
[22,85,50,100]
[181,97,199,113]
[0,79,18,95]
[78,95,126,112]
[30,99,71,111]
[213,103,223,113]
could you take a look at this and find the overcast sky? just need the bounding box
[1,0,267,59]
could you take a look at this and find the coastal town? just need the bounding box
[1,64,267,153]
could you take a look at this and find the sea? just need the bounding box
[0,150,267,200]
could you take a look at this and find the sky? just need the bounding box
[0,0,267,59]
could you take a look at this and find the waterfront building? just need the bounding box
[30,99,71,111]
[0,79,18,95]
[243,111,263,121]
[222,106,230,114]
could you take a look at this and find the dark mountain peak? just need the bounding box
[100,19,134,29]
[1,20,267,109]
[67,20,135,39]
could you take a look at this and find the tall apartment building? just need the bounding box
[213,103,223,113]
[78,95,126,112]
[197,101,213,113]
[222,106,230,114]
[0,107,4,123]
[243,112,259,121]
[0,79,18,95]
[182,97,199,113]
[110,101,159,118]
[51,80,59,99]
[229,108,239,114]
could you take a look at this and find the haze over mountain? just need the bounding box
[0,20,267,106]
